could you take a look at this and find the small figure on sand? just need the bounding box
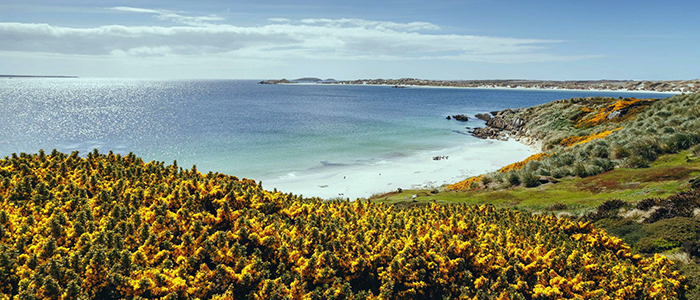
[432,155,449,161]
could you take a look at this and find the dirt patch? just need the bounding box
[579,171,624,193]
[579,167,697,193]
[640,167,696,182]
[579,178,621,193]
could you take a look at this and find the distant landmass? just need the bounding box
[0,75,78,78]
[259,77,336,84]
[261,77,700,93]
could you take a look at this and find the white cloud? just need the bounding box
[109,6,224,26]
[110,7,162,14]
[298,18,441,32]
[0,8,594,64]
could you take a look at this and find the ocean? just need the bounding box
[0,78,673,198]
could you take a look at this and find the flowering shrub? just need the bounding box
[575,98,658,128]
[498,153,549,173]
[0,150,685,299]
[560,128,623,147]
[446,175,483,191]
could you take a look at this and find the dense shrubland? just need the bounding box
[0,150,686,299]
[588,188,700,299]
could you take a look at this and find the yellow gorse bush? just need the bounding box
[0,150,685,299]
[498,153,549,173]
[575,98,658,128]
[560,128,623,148]
[446,175,483,191]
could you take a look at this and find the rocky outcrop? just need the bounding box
[475,113,491,121]
[451,114,469,122]
[259,79,292,84]
[470,108,527,141]
[471,127,508,140]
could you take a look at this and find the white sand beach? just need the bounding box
[322,83,682,94]
[264,139,536,200]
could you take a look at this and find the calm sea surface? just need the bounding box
[0,79,672,181]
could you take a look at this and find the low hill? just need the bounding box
[292,77,323,82]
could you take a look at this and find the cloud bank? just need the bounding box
[0,7,594,64]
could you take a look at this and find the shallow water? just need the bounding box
[0,79,673,187]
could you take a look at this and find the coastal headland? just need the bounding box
[260,77,699,93]
[0,75,78,78]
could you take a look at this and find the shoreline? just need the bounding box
[260,80,669,200]
[264,138,537,200]
[285,82,683,94]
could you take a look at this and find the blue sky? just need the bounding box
[1,0,698,80]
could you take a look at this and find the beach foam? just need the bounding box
[264,139,536,200]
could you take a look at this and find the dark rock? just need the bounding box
[691,178,700,189]
[446,116,451,120]
[451,114,469,122]
[475,113,492,121]
[485,116,525,132]
[471,127,508,140]
[538,176,558,184]
[471,108,526,141]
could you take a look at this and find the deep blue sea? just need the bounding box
[0,78,673,181]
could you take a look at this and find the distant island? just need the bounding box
[260,77,700,93]
[0,75,78,78]
[259,77,336,84]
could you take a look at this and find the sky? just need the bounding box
[0,0,698,80]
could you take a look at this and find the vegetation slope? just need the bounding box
[375,92,700,298]
[0,150,686,299]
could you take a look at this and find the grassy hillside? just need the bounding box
[374,150,700,211]
[0,150,685,299]
[475,93,700,188]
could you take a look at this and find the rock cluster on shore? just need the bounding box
[446,114,469,121]
[474,113,492,121]
[471,109,527,141]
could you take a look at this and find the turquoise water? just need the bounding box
[0,79,673,180]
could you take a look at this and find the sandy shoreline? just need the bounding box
[262,83,676,200]
[264,139,536,200]
[285,82,682,94]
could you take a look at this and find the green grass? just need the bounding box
[372,151,700,214]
